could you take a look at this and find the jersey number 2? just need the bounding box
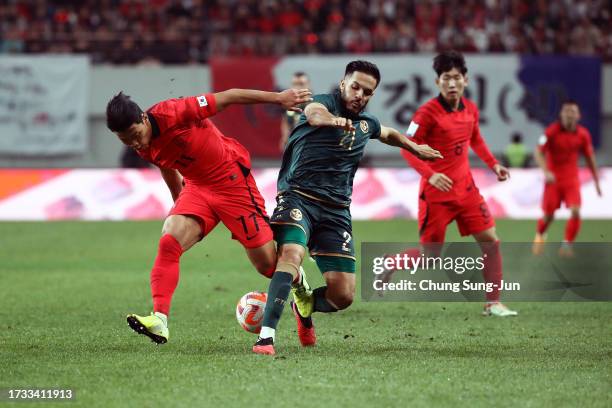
[342,231,352,252]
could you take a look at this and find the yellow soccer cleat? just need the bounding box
[127,313,169,344]
[291,266,314,318]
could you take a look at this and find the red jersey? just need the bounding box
[538,122,594,185]
[401,95,498,202]
[137,94,250,185]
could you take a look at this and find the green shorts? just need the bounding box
[270,191,355,273]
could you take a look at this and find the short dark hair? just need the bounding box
[433,50,468,77]
[106,92,143,132]
[293,71,308,78]
[344,60,381,87]
[561,99,580,109]
[511,132,523,143]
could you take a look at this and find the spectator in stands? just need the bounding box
[502,132,531,168]
[279,71,311,151]
[1,0,610,62]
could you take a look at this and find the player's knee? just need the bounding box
[544,213,555,222]
[158,234,183,257]
[278,246,304,269]
[162,215,201,249]
[256,259,276,279]
[475,228,498,243]
[570,208,580,218]
[328,289,354,310]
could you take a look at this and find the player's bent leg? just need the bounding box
[161,214,204,251]
[534,213,554,255]
[560,207,581,257]
[311,256,356,313]
[473,227,517,317]
[127,214,203,343]
[321,271,356,311]
[245,240,277,279]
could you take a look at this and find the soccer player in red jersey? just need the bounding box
[532,100,602,257]
[105,87,312,343]
[390,50,516,316]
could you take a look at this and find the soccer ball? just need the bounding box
[236,291,267,334]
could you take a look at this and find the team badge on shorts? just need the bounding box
[290,209,303,221]
[360,120,368,133]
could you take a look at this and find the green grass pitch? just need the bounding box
[1,220,611,407]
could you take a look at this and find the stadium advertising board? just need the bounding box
[0,168,608,221]
[0,56,89,155]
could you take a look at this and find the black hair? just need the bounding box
[433,50,468,77]
[561,99,580,109]
[106,92,143,132]
[293,71,308,78]
[511,132,523,143]
[344,60,381,87]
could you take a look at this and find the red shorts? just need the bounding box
[169,162,273,248]
[541,182,581,214]
[418,189,495,243]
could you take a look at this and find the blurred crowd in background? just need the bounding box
[1,0,611,64]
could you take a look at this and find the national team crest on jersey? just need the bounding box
[406,121,419,137]
[538,134,547,145]
[197,95,208,107]
[360,120,368,133]
[290,209,303,221]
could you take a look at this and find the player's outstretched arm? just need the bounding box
[215,88,312,112]
[379,125,442,161]
[159,167,183,202]
[304,103,356,133]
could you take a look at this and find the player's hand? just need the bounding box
[332,117,356,135]
[493,163,510,181]
[595,181,603,197]
[544,170,555,184]
[279,88,313,112]
[410,143,443,161]
[428,173,453,192]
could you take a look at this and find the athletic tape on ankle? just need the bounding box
[276,261,300,278]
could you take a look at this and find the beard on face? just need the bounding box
[341,87,367,114]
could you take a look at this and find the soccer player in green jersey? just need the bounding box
[253,60,443,355]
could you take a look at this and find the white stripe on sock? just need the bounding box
[260,326,275,341]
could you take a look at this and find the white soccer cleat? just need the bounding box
[558,241,575,258]
[482,302,518,317]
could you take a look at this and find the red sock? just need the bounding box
[536,217,552,234]
[481,241,502,302]
[564,217,581,242]
[402,248,422,259]
[262,265,275,280]
[150,234,183,315]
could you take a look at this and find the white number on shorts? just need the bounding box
[342,231,352,252]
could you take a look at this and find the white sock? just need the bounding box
[154,312,168,327]
[260,326,275,341]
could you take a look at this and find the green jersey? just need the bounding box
[277,92,382,206]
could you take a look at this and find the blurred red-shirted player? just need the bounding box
[387,51,516,317]
[105,87,312,344]
[533,100,602,257]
